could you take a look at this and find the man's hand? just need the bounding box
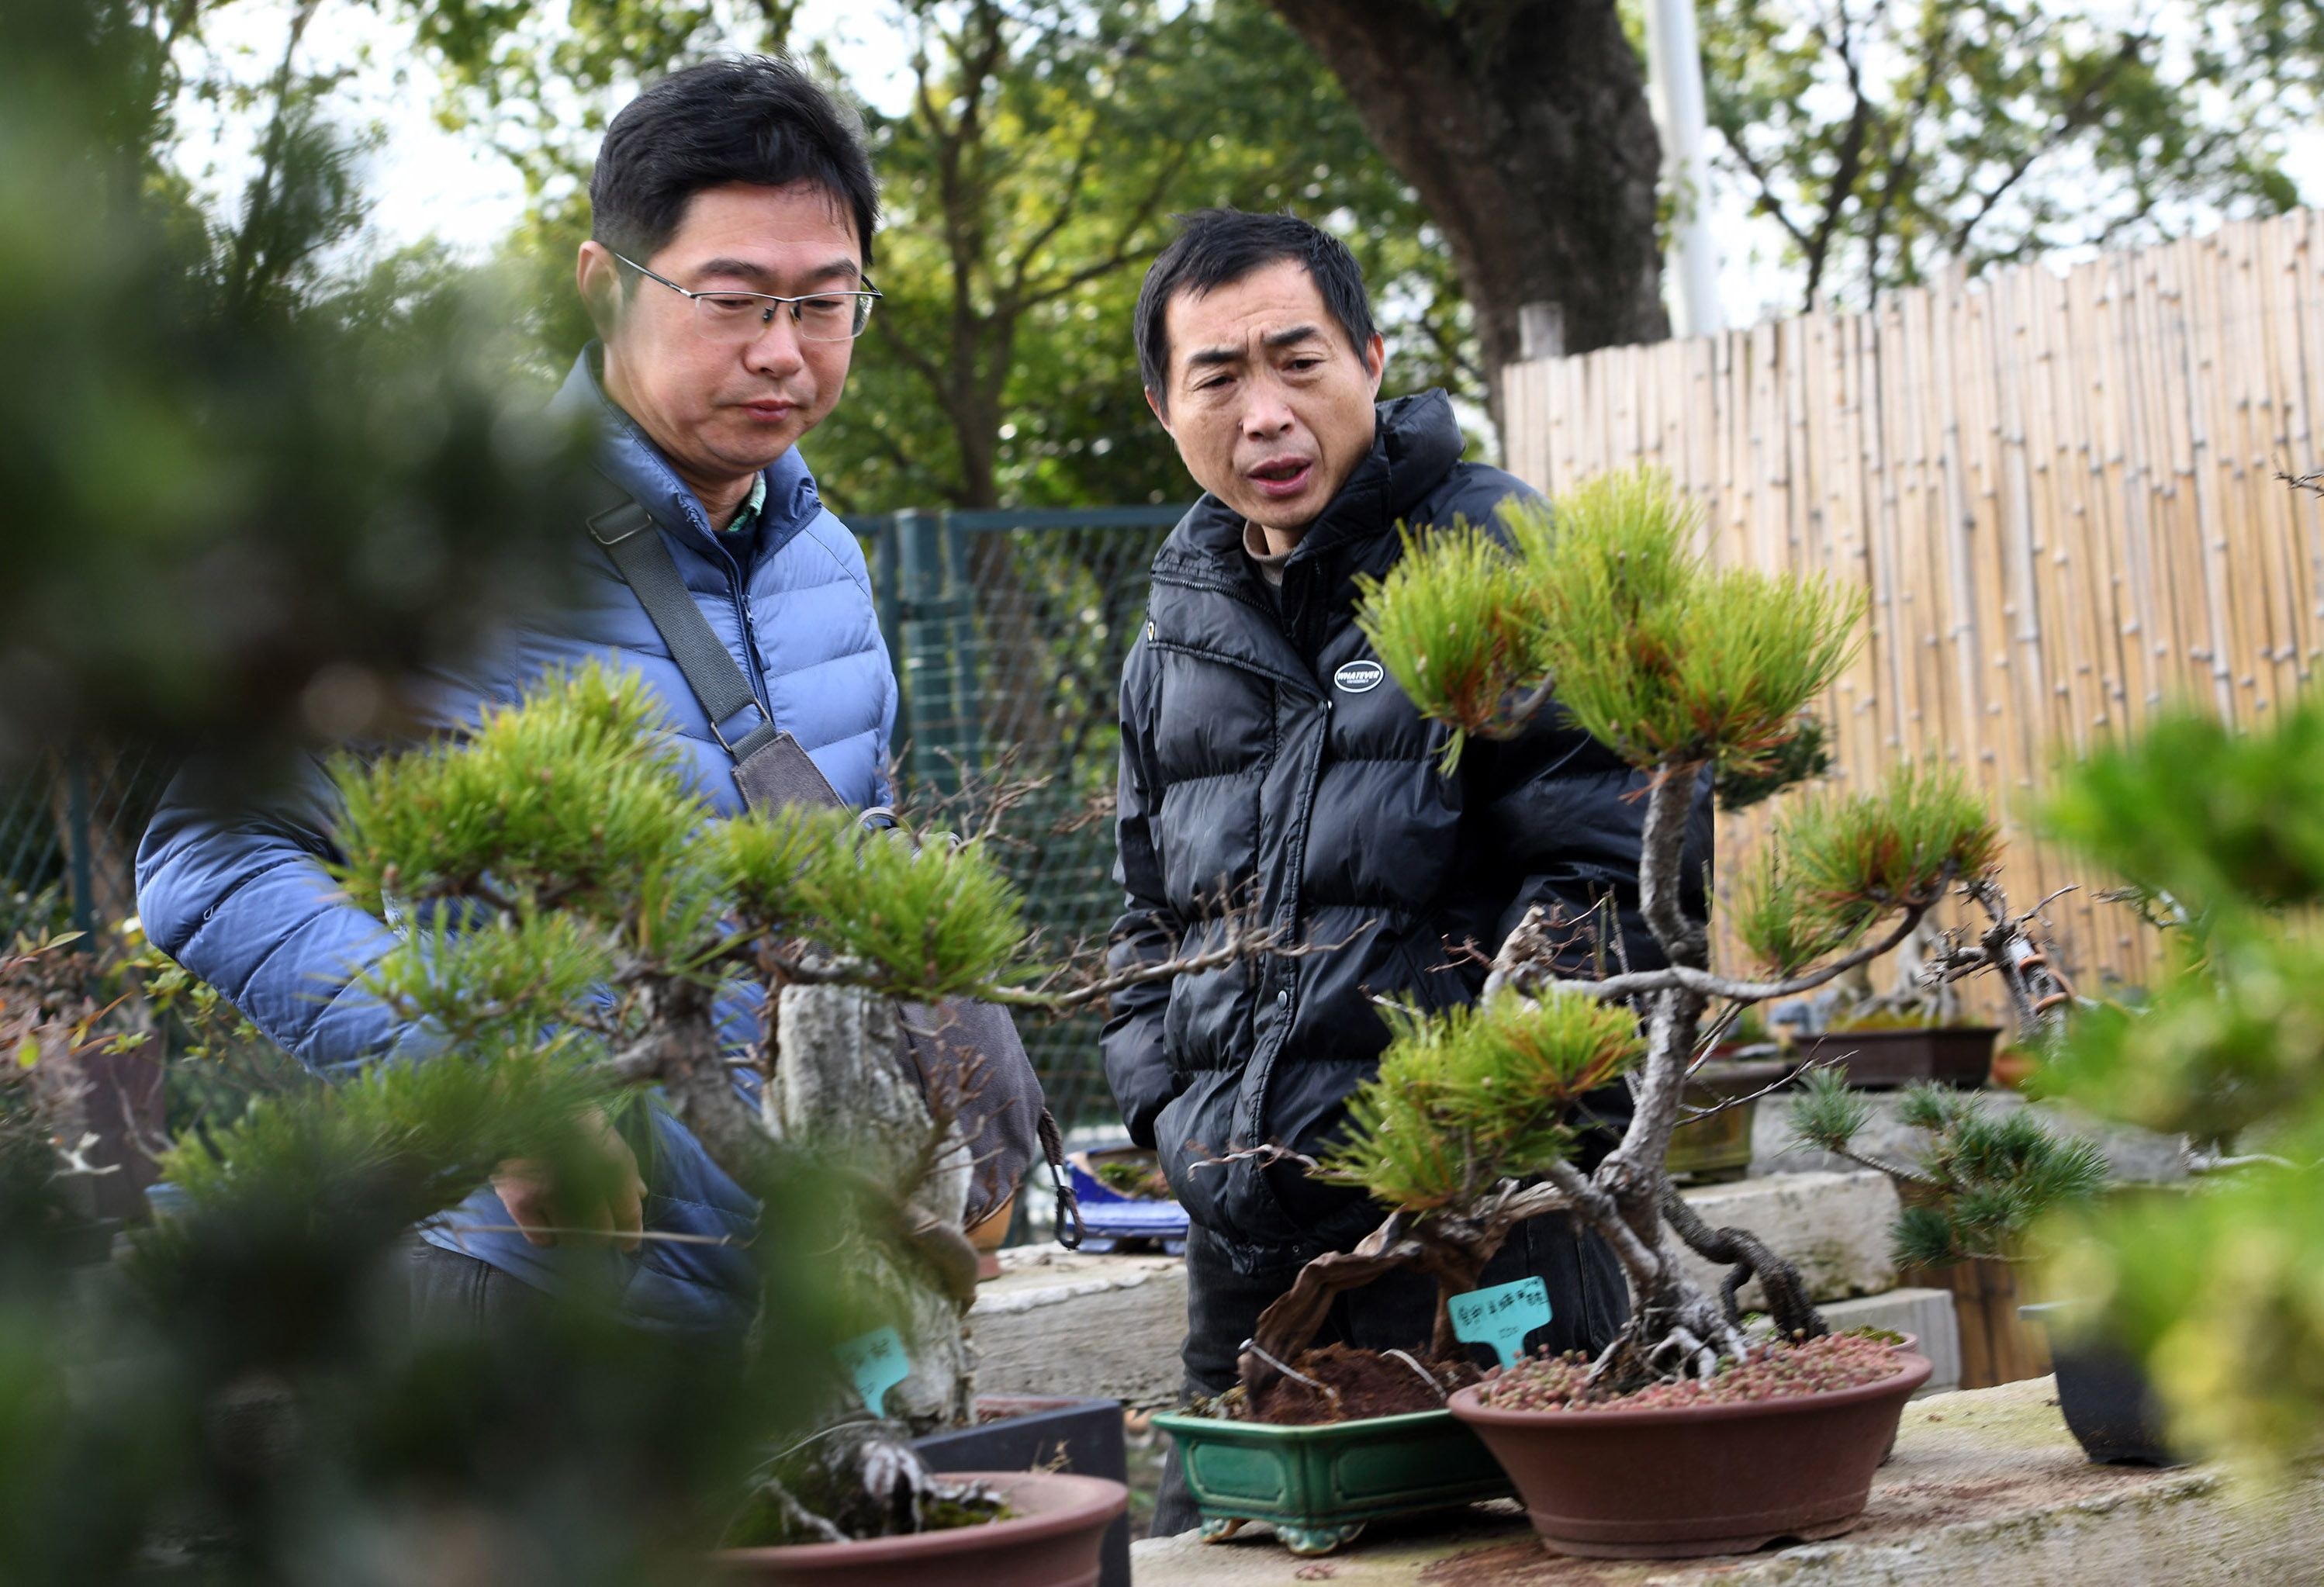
[491,1107,645,1252]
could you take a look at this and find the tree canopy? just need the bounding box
[1700,0,2308,313]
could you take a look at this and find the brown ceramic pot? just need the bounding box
[709,1470,1126,1586]
[1800,1026,1998,1087]
[1447,1353,1932,1558]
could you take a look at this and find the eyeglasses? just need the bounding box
[613,253,881,343]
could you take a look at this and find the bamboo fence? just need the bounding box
[1502,209,2324,1014]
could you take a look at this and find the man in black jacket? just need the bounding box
[1104,209,1712,1531]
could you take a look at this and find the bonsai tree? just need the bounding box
[1241,469,2064,1398]
[1786,1070,2109,1269]
[171,659,1253,1543]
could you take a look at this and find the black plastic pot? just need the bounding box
[2017,1303,2180,1466]
[913,1395,1129,1587]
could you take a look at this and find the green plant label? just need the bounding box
[835,1326,910,1417]
[1449,1278,1553,1369]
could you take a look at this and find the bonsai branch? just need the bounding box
[1660,1186,1826,1338]
[986,915,1367,1013]
[1673,1056,1823,1124]
[1498,901,1930,1007]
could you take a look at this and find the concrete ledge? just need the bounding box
[1133,1375,2324,1583]
[1677,1171,1899,1305]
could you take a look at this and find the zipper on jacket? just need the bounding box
[700,527,776,719]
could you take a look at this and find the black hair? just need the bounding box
[590,56,879,276]
[1134,209,1378,408]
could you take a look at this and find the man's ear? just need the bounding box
[1363,332,1386,397]
[1144,384,1174,439]
[576,240,624,337]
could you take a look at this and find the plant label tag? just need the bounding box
[835,1326,910,1417]
[1449,1278,1553,1369]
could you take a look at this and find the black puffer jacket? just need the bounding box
[1103,390,1713,1273]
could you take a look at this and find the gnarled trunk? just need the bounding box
[772,984,977,1432]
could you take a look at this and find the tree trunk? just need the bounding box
[773,984,977,1432]
[1261,0,1671,434]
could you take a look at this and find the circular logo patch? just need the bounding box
[1333,660,1385,694]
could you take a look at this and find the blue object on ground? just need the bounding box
[1068,1160,1189,1250]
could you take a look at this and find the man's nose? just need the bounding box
[1240,382,1294,437]
[742,307,806,375]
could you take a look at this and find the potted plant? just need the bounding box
[1162,469,2081,1559]
[1786,1071,2108,1387]
[2012,688,2324,1470]
[161,665,1238,1579]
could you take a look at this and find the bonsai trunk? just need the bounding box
[645,981,987,1540]
[771,984,977,1432]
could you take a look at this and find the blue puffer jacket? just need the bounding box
[136,350,898,1334]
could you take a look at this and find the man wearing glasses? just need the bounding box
[137,59,942,1336]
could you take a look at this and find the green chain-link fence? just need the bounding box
[1,749,168,942]
[3,509,1185,1132]
[857,505,1186,1132]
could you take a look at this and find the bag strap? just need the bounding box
[583,473,784,762]
[1036,1106,1084,1250]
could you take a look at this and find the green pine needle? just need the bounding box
[1886,1089,2109,1266]
[332,661,702,923]
[1512,471,1864,771]
[1780,760,1999,913]
[1786,1066,1873,1155]
[1353,520,1544,770]
[1316,991,1642,1213]
[1732,845,1874,974]
[797,827,1032,1001]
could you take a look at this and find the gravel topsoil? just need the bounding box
[1477,1331,1904,1413]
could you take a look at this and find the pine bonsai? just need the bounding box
[1786,1070,2108,1268]
[147,660,1245,1544]
[1239,469,2066,1400]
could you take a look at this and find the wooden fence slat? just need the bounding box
[1508,209,2324,1005]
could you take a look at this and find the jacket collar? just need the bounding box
[552,346,825,563]
[1169,388,1465,568]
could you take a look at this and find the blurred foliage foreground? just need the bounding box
[0,0,590,774]
[0,653,1116,1579]
[2037,700,2324,1471]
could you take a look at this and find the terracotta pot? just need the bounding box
[709,1470,1126,1586]
[1447,1354,1933,1558]
[1990,1045,2039,1091]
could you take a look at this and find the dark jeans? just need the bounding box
[406,1237,548,1335]
[1149,1212,1629,1537]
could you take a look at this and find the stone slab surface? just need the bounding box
[970,1244,1188,1409]
[1752,1090,2187,1184]
[1132,1376,2324,1585]
[1676,1172,1898,1306]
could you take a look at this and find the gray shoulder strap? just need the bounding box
[582,473,784,762]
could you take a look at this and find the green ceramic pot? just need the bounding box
[1150,1406,1513,1556]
